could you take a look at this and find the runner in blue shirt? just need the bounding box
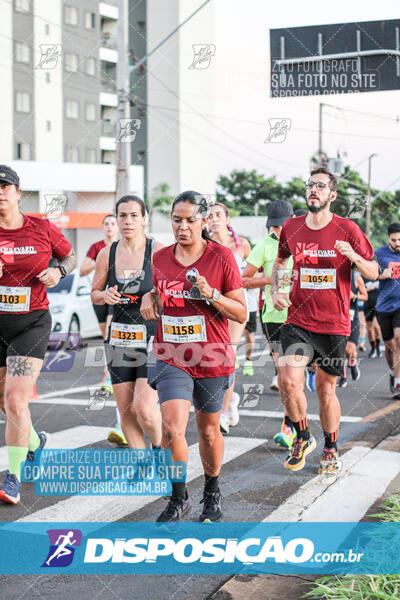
[375,223,400,398]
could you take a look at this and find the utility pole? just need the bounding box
[366,153,378,238]
[115,0,131,202]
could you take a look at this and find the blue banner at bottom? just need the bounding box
[0,522,399,574]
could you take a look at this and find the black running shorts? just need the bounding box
[0,309,52,366]
[105,343,148,385]
[376,308,400,342]
[363,290,379,322]
[280,323,347,377]
[245,311,257,333]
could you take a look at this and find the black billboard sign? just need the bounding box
[270,19,400,97]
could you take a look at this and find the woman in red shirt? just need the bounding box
[0,165,76,505]
[141,191,246,523]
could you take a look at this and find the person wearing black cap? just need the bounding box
[242,199,296,450]
[0,165,77,504]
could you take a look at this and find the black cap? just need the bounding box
[266,199,293,227]
[293,208,307,217]
[0,165,19,187]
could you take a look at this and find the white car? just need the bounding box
[47,272,101,340]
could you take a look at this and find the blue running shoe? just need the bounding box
[0,472,21,505]
[26,431,49,461]
[305,370,316,392]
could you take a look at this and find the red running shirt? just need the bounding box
[278,214,374,336]
[86,240,106,261]
[0,215,72,314]
[152,240,242,378]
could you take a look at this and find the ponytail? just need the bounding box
[227,224,240,251]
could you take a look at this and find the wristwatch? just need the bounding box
[208,288,221,304]
[57,265,67,279]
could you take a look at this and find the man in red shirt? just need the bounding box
[271,167,378,474]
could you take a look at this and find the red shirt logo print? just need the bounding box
[158,280,185,307]
[296,242,319,265]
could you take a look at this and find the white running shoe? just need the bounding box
[219,412,230,435]
[229,392,240,427]
[270,375,279,391]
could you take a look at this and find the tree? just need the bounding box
[216,169,284,216]
[147,183,173,232]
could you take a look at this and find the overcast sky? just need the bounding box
[213,0,400,191]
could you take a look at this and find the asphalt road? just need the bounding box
[1,330,399,600]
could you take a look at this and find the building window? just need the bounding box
[15,92,30,113]
[17,142,31,160]
[85,103,96,121]
[15,0,30,13]
[46,73,51,83]
[65,99,79,119]
[45,24,49,35]
[85,148,97,163]
[46,121,51,131]
[64,6,78,26]
[85,57,96,76]
[85,11,95,29]
[66,146,79,162]
[15,42,30,63]
[65,53,79,73]
[137,20,146,32]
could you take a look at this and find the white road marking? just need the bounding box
[264,446,400,522]
[17,436,266,523]
[0,426,110,472]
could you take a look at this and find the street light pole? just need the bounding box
[366,153,378,238]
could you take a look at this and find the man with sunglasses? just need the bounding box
[271,167,378,475]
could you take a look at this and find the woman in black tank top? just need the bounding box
[91,195,163,449]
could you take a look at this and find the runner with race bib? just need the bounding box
[91,195,162,449]
[0,165,76,504]
[141,191,246,523]
[271,167,377,475]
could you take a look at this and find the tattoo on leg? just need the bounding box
[7,357,35,377]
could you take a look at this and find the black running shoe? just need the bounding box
[156,493,191,523]
[376,343,382,358]
[199,490,223,522]
[390,374,395,395]
[368,346,377,359]
[349,363,360,381]
[337,376,348,388]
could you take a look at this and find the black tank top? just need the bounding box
[107,238,156,338]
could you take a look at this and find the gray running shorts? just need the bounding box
[148,357,233,413]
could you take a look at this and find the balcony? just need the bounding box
[99,46,118,63]
[100,134,116,151]
[99,2,118,20]
[99,91,118,107]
